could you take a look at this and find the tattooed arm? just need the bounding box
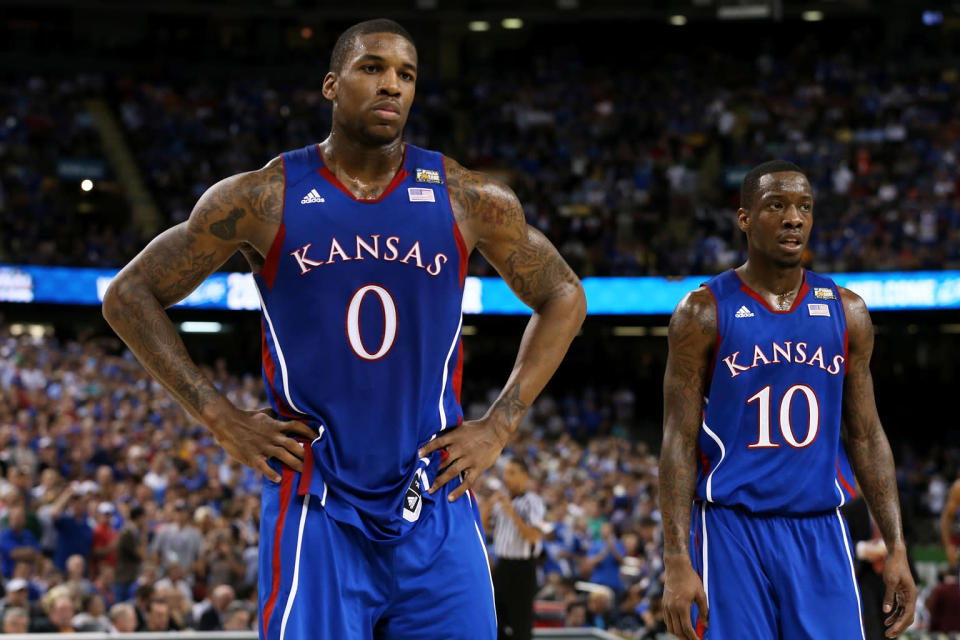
[102,158,315,482]
[659,288,715,640]
[941,480,960,566]
[840,287,916,637]
[421,158,586,501]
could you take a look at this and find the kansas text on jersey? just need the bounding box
[253,143,467,541]
[698,269,857,515]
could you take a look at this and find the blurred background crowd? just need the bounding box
[3,1,960,637]
[0,323,956,636]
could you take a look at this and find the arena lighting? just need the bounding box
[179,321,224,333]
[802,10,824,21]
[669,15,688,26]
[501,18,524,29]
[923,10,944,26]
[80,179,94,192]
[468,20,490,32]
[613,326,648,337]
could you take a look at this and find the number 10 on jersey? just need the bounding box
[346,285,398,361]
[746,384,820,449]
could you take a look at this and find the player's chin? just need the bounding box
[361,122,404,145]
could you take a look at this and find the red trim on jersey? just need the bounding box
[452,337,464,404]
[695,617,706,639]
[697,446,712,480]
[734,269,810,314]
[260,322,299,420]
[261,467,295,638]
[259,222,286,289]
[315,143,409,203]
[298,440,314,496]
[842,329,849,378]
[837,457,856,499]
[452,221,468,287]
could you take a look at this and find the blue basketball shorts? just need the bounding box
[688,502,865,640]
[258,467,496,640]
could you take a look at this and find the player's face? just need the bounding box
[738,171,813,268]
[324,33,417,145]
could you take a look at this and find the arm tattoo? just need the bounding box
[841,289,905,547]
[489,382,528,427]
[445,158,580,308]
[659,290,715,557]
[209,208,246,240]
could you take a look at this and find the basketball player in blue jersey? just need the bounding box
[659,160,917,639]
[102,19,586,640]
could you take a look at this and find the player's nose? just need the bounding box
[377,69,402,96]
[782,204,803,227]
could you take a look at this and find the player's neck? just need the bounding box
[736,260,804,297]
[319,131,404,184]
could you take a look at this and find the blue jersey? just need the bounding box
[253,143,467,541]
[697,269,857,515]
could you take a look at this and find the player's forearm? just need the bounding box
[659,431,699,561]
[484,292,585,438]
[102,273,234,431]
[941,513,955,550]
[847,425,905,548]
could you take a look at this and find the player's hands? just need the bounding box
[211,407,317,483]
[419,418,509,502]
[662,555,708,640]
[881,544,917,638]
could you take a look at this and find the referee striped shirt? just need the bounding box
[492,492,546,560]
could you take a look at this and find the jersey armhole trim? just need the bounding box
[254,155,288,289]
[440,156,469,287]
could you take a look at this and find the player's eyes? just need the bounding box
[362,65,379,73]
[400,72,414,81]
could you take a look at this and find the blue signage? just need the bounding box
[1,264,958,315]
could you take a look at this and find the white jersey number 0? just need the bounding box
[345,285,398,360]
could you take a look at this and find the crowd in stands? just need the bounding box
[0,322,955,636]
[4,34,960,275]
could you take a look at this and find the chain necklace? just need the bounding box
[775,284,801,310]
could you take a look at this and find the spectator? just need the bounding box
[91,501,118,579]
[582,522,626,594]
[585,590,615,630]
[196,584,234,631]
[222,601,252,631]
[92,564,116,608]
[1,607,28,634]
[114,504,146,602]
[927,568,960,632]
[144,597,176,632]
[132,584,154,631]
[0,506,39,578]
[108,602,137,633]
[152,499,203,570]
[50,487,93,571]
[63,554,93,599]
[39,593,75,633]
[564,599,587,628]
[71,591,110,632]
[0,579,29,620]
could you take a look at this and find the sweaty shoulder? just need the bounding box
[443,155,525,251]
[668,286,718,354]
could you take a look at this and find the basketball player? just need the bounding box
[940,478,960,567]
[658,160,917,639]
[102,19,586,639]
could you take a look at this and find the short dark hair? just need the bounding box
[740,160,805,210]
[507,457,530,475]
[330,19,415,73]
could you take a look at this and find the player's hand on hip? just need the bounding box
[419,418,509,502]
[212,406,317,483]
[662,556,707,640]
[881,545,917,638]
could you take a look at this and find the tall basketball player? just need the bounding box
[102,19,586,639]
[659,160,917,639]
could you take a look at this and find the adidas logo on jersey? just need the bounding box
[734,305,755,318]
[300,189,325,204]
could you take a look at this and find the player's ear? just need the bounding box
[322,72,338,101]
[736,207,751,233]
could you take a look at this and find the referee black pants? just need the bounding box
[492,557,537,640]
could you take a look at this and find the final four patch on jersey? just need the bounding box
[408,187,436,202]
[415,168,443,184]
[813,287,837,300]
[808,303,831,317]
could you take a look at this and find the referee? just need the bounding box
[482,457,545,640]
